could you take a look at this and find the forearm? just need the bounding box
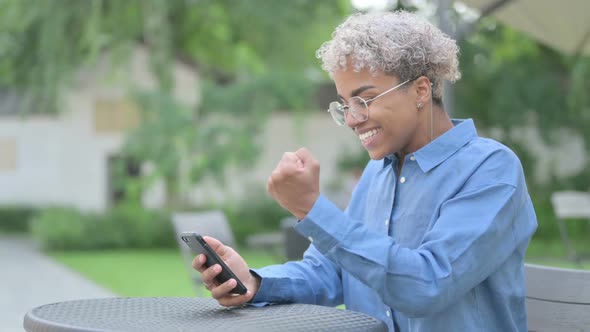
[250,246,343,306]
[297,188,534,316]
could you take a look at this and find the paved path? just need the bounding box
[0,235,116,332]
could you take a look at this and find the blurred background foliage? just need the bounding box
[456,17,590,159]
[0,0,351,210]
[1,0,589,253]
[0,0,350,112]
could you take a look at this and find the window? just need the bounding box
[0,138,17,171]
[94,99,140,134]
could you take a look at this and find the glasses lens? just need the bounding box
[328,101,346,126]
[349,97,369,122]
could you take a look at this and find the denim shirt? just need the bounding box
[252,119,538,332]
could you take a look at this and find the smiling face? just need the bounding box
[333,66,426,160]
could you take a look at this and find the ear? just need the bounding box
[414,76,432,106]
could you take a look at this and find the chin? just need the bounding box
[367,144,399,160]
[367,150,387,161]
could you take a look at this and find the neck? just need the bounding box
[402,104,453,155]
[430,105,454,139]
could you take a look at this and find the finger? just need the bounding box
[290,150,304,168]
[294,147,311,161]
[202,236,228,256]
[274,153,291,172]
[201,264,222,285]
[270,168,282,182]
[279,152,301,173]
[210,278,238,300]
[192,254,207,272]
[266,177,274,195]
[295,147,317,166]
[281,152,299,163]
[295,148,318,171]
[218,292,253,307]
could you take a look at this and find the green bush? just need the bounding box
[336,148,370,174]
[30,205,175,250]
[30,208,91,250]
[105,203,175,249]
[0,206,38,233]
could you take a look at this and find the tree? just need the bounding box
[454,18,590,189]
[0,0,351,208]
[0,0,350,113]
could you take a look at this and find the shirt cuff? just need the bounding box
[294,194,346,254]
[248,269,271,305]
[249,268,304,304]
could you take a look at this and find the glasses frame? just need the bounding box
[328,79,412,126]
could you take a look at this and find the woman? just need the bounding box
[194,11,537,332]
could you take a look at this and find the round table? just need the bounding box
[23,297,388,332]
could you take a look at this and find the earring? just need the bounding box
[417,102,423,109]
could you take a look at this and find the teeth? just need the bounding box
[359,129,379,141]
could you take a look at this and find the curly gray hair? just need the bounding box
[316,11,461,104]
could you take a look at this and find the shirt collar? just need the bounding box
[383,119,478,172]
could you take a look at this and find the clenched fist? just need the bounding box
[267,148,320,220]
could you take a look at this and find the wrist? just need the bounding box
[246,271,262,300]
[295,192,320,220]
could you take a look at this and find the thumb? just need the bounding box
[295,147,314,165]
[295,148,319,173]
[202,236,227,256]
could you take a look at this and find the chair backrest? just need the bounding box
[550,191,590,219]
[172,210,236,247]
[171,210,236,291]
[281,216,310,261]
[525,263,590,331]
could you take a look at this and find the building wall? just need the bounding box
[0,110,114,210]
[0,46,200,211]
[178,113,363,207]
[0,105,363,211]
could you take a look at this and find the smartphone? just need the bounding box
[180,232,247,295]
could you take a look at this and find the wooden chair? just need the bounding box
[171,210,236,293]
[550,191,590,264]
[525,263,590,331]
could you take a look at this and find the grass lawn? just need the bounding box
[50,248,283,297]
[50,237,590,297]
[526,238,590,269]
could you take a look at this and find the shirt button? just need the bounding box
[410,155,416,161]
[307,236,313,243]
[400,176,406,183]
[385,219,389,226]
[386,309,391,317]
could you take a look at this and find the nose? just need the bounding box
[344,111,363,129]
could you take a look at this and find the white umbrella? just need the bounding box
[459,0,590,56]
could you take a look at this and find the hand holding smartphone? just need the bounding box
[180,232,248,295]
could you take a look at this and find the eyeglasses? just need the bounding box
[327,79,411,126]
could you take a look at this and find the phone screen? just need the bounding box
[180,232,247,295]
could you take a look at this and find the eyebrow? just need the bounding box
[337,85,376,101]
